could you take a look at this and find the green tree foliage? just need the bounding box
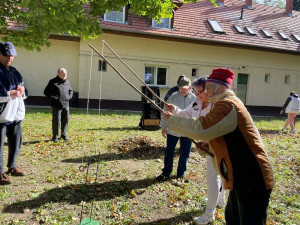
[0,0,216,50]
[294,0,300,11]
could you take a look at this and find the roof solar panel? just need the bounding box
[245,27,256,35]
[278,31,288,40]
[234,25,245,34]
[292,34,300,42]
[207,19,225,33]
[262,29,272,38]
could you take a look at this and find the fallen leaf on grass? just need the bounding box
[23,208,30,213]
[130,190,137,197]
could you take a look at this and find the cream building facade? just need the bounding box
[2,0,300,112]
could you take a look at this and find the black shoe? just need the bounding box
[177,176,189,183]
[52,137,59,143]
[156,174,170,182]
[61,135,68,141]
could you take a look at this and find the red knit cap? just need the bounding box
[207,68,235,88]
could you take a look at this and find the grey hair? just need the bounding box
[57,67,67,74]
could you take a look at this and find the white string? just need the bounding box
[98,41,104,114]
[86,48,94,114]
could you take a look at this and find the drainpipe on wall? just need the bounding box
[285,0,293,17]
[245,0,253,10]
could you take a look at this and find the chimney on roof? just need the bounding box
[245,0,253,10]
[285,0,293,16]
[217,0,225,6]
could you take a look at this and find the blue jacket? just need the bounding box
[0,63,26,123]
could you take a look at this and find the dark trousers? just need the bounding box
[225,189,272,225]
[0,122,22,174]
[52,107,69,139]
[162,134,192,177]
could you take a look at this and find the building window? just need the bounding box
[245,26,256,35]
[264,74,270,83]
[284,75,290,84]
[152,18,171,29]
[292,33,300,42]
[261,29,272,38]
[98,60,107,71]
[104,7,125,23]
[278,31,288,40]
[192,68,198,77]
[145,66,167,86]
[234,25,245,34]
[207,19,225,33]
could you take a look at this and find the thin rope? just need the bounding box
[89,147,101,221]
[86,49,94,114]
[98,41,104,114]
[79,42,104,224]
[79,159,90,223]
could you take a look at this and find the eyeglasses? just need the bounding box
[193,89,204,95]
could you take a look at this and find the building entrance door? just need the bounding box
[237,74,248,104]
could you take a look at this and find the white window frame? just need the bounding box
[145,65,168,87]
[234,25,245,34]
[152,18,172,29]
[245,26,256,35]
[278,31,288,40]
[208,19,225,33]
[262,29,272,38]
[104,7,125,23]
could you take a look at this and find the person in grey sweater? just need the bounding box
[44,68,73,142]
[156,76,195,182]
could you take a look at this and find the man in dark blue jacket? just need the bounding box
[0,42,26,185]
[44,68,73,142]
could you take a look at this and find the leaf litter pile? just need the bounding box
[111,135,165,158]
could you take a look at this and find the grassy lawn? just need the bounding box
[0,108,299,225]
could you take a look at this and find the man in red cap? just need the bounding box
[162,68,274,225]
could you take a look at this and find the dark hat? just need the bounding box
[177,74,186,85]
[207,68,234,88]
[178,76,191,89]
[0,42,17,56]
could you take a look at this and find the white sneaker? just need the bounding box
[193,212,215,225]
[290,129,295,134]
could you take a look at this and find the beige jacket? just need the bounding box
[167,90,274,191]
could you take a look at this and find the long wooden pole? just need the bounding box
[88,43,164,113]
[87,43,214,158]
[103,40,167,105]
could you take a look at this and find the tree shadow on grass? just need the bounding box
[2,178,157,214]
[22,140,52,145]
[86,126,141,131]
[258,129,281,135]
[4,140,52,146]
[137,209,201,225]
[61,146,172,164]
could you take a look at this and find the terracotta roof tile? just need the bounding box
[101,0,300,53]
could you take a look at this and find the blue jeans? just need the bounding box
[0,122,22,174]
[162,134,192,177]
